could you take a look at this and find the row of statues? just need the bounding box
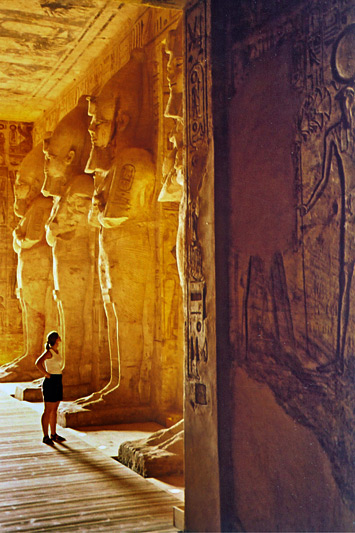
[0,21,184,416]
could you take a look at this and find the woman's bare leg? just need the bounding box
[49,401,60,436]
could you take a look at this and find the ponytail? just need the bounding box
[45,331,60,351]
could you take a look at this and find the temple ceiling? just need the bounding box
[0,0,182,123]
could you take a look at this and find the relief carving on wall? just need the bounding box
[229,2,355,509]
[157,17,185,378]
[0,121,33,366]
[185,0,209,397]
[299,24,355,375]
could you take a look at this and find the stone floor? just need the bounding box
[0,385,184,531]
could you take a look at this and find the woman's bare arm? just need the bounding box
[35,351,52,379]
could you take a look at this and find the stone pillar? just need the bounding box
[183,1,221,531]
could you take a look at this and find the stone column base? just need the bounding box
[58,401,154,428]
[15,381,43,402]
[15,382,93,402]
[117,419,184,477]
[173,505,185,531]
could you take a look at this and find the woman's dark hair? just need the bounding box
[45,331,60,351]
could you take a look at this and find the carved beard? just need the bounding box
[86,144,113,174]
[14,199,27,218]
[165,92,183,120]
[42,175,66,197]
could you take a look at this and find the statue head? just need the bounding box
[86,49,146,174]
[14,144,45,217]
[46,173,94,245]
[42,96,91,197]
[165,19,183,120]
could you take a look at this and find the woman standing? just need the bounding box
[35,331,66,445]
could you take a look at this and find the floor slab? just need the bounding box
[0,389,182,532]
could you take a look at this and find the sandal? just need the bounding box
[43,435,54,446]
[51,433,66,443]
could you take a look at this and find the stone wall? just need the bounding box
[224,0,355,529]
[0,121,33,365]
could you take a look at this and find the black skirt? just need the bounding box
[42,374,63,402]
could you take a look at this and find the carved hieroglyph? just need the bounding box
[185,0,209,402]
[72,50,156,409]
[228,2,355,517]
[0,145,55,381]
[43,99,98,398]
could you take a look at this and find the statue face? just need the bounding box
[14,170,40,217]
[165,26,183,119]
[43,139,73,197]
[14,168,41,202]
[14,150,45,216]
[86,98,116,173]
[41,100,91,196]
[166,53,183,96]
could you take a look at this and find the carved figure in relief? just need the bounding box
[0,145,55,382]
[159,20,184,284]
[43,100,96,395]
[158,21,185,363]
[76,49,156,407]
[300,26,355,374]
[298,87,331,141]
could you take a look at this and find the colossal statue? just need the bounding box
[76,49,156,408]
[43,99,98,398]
[119,21,185,476]
[0,145,55,381]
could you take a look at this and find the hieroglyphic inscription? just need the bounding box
[230,4,345,95]
[186,7,208,149]
[185,1,209,384]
